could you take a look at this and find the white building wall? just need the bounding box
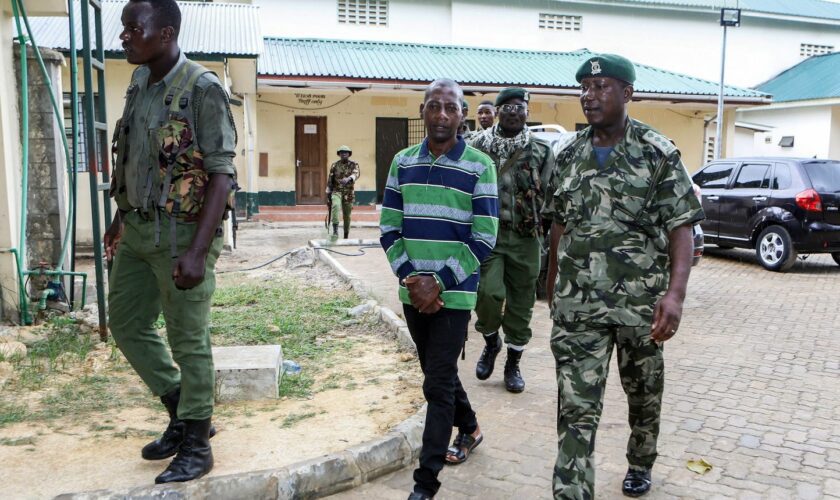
[829,106,840,160]
[257,0,840,88]
[258,0,452,44]
[0,15,22,320]
[737,106,832,158]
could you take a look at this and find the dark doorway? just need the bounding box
[295,116,326,205]
[375,118,409,203]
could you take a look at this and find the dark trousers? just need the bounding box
[404,305,478,497]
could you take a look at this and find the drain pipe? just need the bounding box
[11,0,32,324]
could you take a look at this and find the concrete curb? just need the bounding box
[309,239,415,349]
[57,241,423,500]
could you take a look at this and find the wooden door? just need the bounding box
[295,116,327,205]
[375,118,409,203]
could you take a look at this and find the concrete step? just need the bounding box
[252,205,380,222]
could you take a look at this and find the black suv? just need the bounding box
[692,157,840,271]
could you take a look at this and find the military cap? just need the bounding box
[462,100,469,112]
[337,145,352,155]
[495,87,530,106]
[575,53,636,84]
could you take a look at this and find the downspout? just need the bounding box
[11,0,31,324]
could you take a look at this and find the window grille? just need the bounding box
[408,118,425,145]
[705,136,716,163]
[800,43,833,57]
[63,93,102,172]
[539,13,582,31]
[338,0,388,26]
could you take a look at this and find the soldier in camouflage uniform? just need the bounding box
[104,0,237,484]
[326,145,360,239]
[544,54,704,499]
[468,87,555,393]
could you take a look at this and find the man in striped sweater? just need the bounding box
[380,79,499,500]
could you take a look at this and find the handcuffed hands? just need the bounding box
[404,275,443,314]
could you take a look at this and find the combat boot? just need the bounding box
[332,224,339,237]
[343,223,350,239]
[475,332,502,380]
[503,348,525,393]
[155,418,214,484]
[142,387,216,461]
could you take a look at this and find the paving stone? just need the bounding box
[213,345,282,402]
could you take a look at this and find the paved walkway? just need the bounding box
[325,244,840,500]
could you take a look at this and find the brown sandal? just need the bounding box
[444,430,483,465]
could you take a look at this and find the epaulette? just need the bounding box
[641,128,678,157]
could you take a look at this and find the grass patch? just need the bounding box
[0,436,36,446]
[280,411,316,428]
[38,375,123,420]
[0,402,28,426]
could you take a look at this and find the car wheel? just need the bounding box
[832,252,840,266]
[755,226,797,272]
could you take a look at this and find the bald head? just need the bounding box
[424,78,464,105]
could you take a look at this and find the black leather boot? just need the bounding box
[142,388,216,460]
[343,224,350,239]
[504,348,525,393]
[142,388,184,460]
[155,418,214,484]
[622,468,652,497]
[475,332,502,380]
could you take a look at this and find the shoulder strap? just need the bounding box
[499,148,525,176]
[641,128,679,157]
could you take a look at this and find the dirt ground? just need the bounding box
[0,223,423,499]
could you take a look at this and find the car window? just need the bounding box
[802,161,840,192]
[772,163,792,190]
[733,163,770,189]
[694,163,735,189]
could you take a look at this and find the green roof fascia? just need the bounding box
[756,52,840,103]
[259,38,769,101]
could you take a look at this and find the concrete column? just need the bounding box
[722,108,737,159]
[14,45,67,297]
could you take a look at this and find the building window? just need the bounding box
[705,136,716,163]
[338,0,388,26]
[538,13,582,31]
[800,43,833,57]
[408,118,425,145]
[63,93,103,173]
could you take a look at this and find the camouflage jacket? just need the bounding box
[327,160,360,203]
[111,53,237,222]
[543,118,704,328]
[468,132,554,237]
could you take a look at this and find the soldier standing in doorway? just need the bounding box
[326,145,360,239]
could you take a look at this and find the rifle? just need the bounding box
[325,167,336,230]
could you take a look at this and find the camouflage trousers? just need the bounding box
[550,322,664,500]
[474,228,541,347]
[330,193,352,234]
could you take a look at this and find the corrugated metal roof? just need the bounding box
[259,38,768,100]
[583,0,840,22]
[27,0,261,57]
[756,52,840,103]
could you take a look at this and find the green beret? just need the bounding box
[575,54,636,84]
[495,87,530,106]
